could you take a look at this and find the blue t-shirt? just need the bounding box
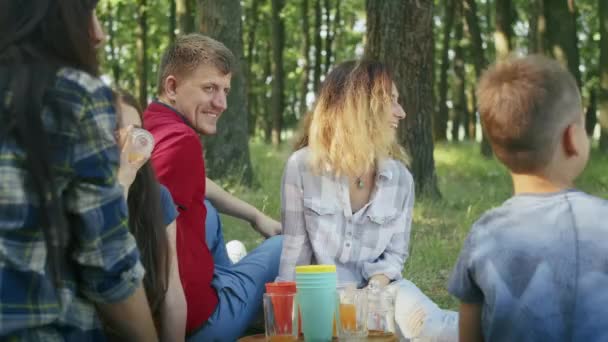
[159,184,178,226]
[448,190,608,341]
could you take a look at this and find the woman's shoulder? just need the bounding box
[55,68,111,98]
[286,147,312,168]
[382,158,413,185]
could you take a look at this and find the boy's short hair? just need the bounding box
[477,55,582,173]
[156,34,235,95]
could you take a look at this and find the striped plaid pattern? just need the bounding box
[277,147,414,287]
[0,68,144,340]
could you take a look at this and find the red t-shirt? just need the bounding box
[143,101,218,333]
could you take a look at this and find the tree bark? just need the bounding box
[365,0,441,199]
[105,1,121,84]
[177,0,195,34]
[271,0,286,145]
[199,0,254,184]
[324,0,334,74]
[494,0,512,61]
[528,0,545,53]
[170,0,177,43]
[136,0,148,109]
[299,0,312,118]
[452,1,468,142]
[463,0,493,157]
[544,0,581,87]
[245,0,260,136]
[313,0,323,93]
[436,0,455,142]
[599,0,608,151]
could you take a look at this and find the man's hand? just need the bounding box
[250,211,282,238]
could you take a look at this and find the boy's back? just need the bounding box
[449,190,608,341]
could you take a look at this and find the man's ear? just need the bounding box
[164,75,178,102]
[562,123,579,157]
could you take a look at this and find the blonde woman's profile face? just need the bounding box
[389,83,406,131]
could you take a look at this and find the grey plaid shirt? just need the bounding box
[277,147,414,287]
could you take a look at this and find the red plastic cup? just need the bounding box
[265,282,301,335]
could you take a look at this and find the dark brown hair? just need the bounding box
[0,0,100,286]
[477,55,582,173]
[115,90,170,323]
[157,33,235,95]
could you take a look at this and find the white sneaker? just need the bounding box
[226,240,247,264]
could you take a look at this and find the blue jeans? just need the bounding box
[187,200,283,342]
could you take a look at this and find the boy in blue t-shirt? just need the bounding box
[448,55,608,341]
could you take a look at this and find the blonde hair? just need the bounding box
[295,60,406,178]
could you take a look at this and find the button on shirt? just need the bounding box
[277,147,415,287]
[0,68,144,340]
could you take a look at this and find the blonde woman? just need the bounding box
[276,60,411,287]
[276,60,458,341]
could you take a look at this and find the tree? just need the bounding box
[177,0,196,35]
[199,0,254,184]
[365,0,441,198]
[599,0,608,151]
[494,0,513,60]
[463,0,493,157]
[528,0,545,53]
[299,0,312,118]
[452,0,468,142]
[136,0,149,108]
[436,0,455,142]
[313,0,323,92]
[271,0,286,145]
[544,0,581,87]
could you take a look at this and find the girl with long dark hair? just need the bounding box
[114,91,186,341]
[0,1,156,340]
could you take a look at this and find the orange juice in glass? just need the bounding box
[336,285,368,338]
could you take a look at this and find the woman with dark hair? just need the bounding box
[115,90,186,341]
[0,1,157,340]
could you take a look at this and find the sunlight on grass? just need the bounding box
[219,141,608,310]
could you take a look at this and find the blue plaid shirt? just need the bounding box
[0,68,144,340]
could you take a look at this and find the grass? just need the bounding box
[219,140,608,310]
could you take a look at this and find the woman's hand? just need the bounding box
[117,125,148,195]
[368,274,391,288]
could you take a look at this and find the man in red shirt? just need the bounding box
[143,34,283,340]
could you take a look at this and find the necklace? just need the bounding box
[356,176,364,189]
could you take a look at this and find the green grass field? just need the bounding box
[219,141,608,310]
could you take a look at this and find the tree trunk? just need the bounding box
[452,1,467,142]
[494,0,512,61]
[599,0,608,151]
[199,0,254,184]
[245,0,260,136]
[528,0,545,53]
[170,0,177,43]
[299,0,312,118]
[136,0,148,109]
[544,0,581,87]
[177,0,195,34]
[313,0,323,93]
[105,1,121,84]
[324,0,334,74]
[271,0,286,145]
[365,0,441,199]
[264,41,273,144]
[464,0,493,157]
[436,0,455,142]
